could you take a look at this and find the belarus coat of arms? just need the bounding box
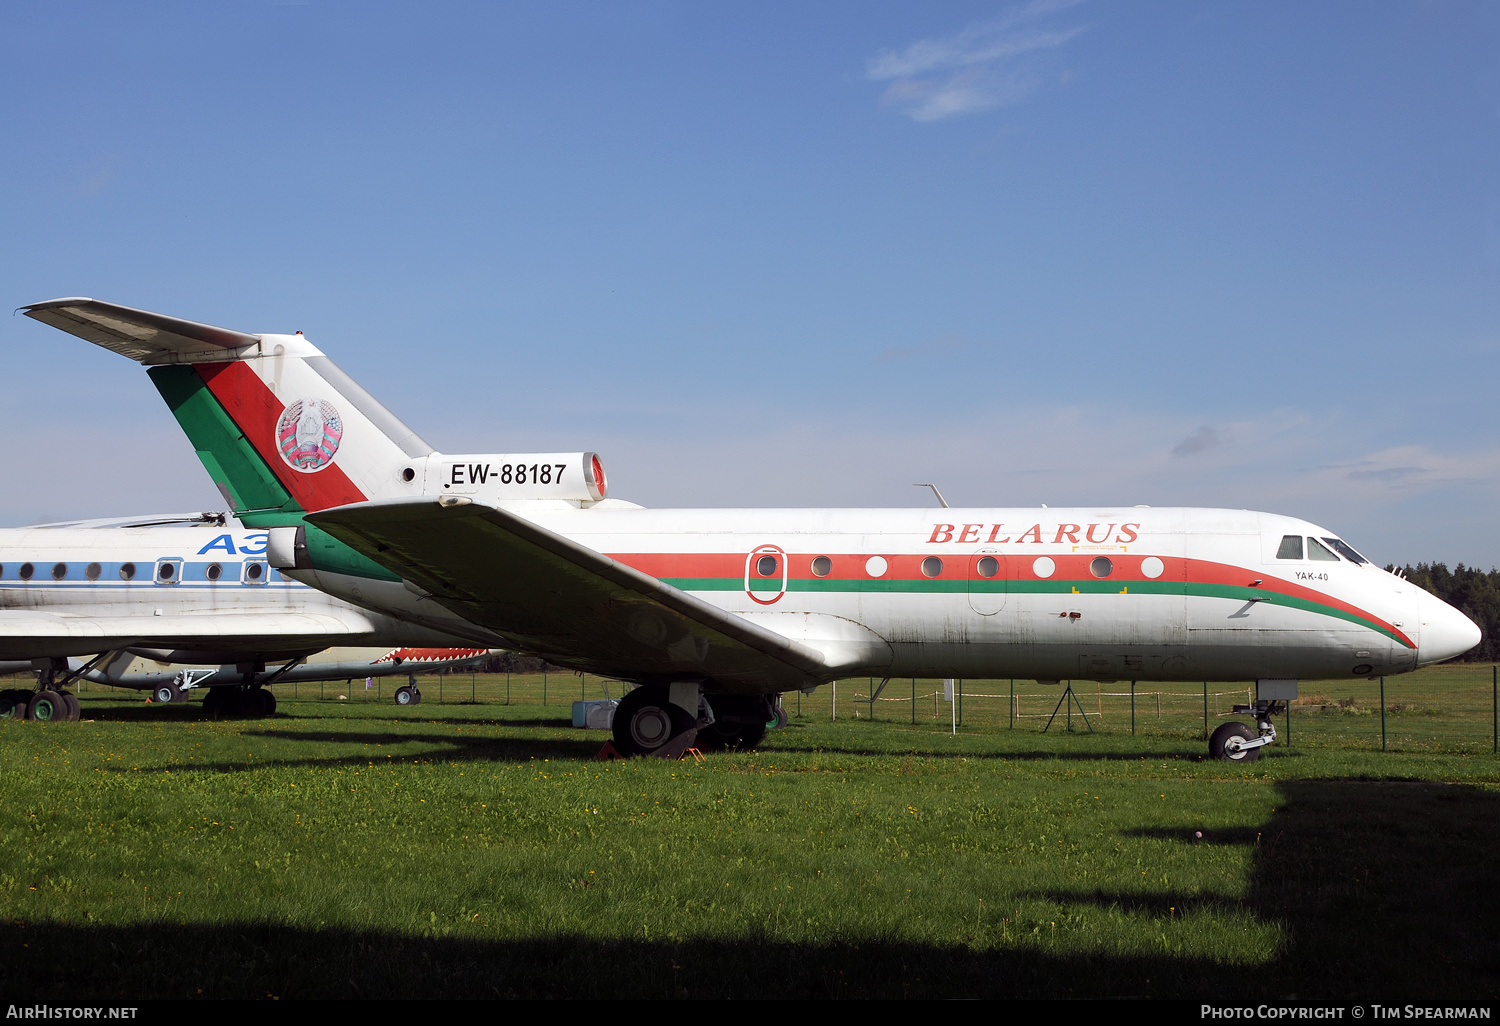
[277,397,344,471]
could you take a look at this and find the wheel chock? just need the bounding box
[595,740,625,761]
[682,747,705,764]
[649,728,699,760]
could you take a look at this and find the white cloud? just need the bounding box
[868,1,1089,122]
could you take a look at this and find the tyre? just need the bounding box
[26,690,64,723]
[394,686,414,706]
[259,689,277,716]
[0,691,19,719]
[155,684,178,704]
[612,684,693,757]
[411,688,422,705]
[202,688,224,714]
[696,695,771,752]
[1209,721,1260,762]
[58,692,80,721]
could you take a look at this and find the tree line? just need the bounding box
[1388,563,1500,662]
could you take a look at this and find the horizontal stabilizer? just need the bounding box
[20,298,260,365]
[307,498,832,692]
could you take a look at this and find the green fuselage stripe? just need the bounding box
[661,577,1409,647]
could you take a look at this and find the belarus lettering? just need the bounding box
[927,523,1141,545]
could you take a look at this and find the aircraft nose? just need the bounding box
[1416,591,1482,666]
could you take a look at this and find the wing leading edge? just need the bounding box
[306,499,832,693]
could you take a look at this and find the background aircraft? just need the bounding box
[0,507,498,721]
[24,298,1483,758]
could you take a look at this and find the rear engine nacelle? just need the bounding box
[408,452,607,503]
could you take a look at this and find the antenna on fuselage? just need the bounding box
[914,483,949,508]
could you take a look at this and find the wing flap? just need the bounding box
[307,498,830,692]
[20,298,260,365]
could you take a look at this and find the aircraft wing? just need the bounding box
[0,610,384,661]
[306,498,831,693]
[19,298,259,365]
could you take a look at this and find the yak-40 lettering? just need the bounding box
[22,298,1483,758]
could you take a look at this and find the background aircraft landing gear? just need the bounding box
[0,690,26,719]
[697,695,774,752]
[201,686,275,718]
[393,685,422,706]
[26,690,71,723]
[612,684,696,757]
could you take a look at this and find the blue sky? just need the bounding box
[3,1,1498,566]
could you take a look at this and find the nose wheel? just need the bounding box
[1209,700,1285,761]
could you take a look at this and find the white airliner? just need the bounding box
[22,298,1482,758]
[0,510,497,721]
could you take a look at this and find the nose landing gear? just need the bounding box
[1209,700,1285,762]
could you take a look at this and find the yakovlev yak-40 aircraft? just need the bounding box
[23,298,1482,759]
[0,510,497,721]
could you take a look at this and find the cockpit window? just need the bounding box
[1321,537,1368,565]
[1276,535,1304,559]
[1307,537,1340,561]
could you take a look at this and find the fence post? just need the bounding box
[1380,675,1386,752]
[832,680,836,721]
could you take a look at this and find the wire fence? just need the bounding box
[10,663,1499,754]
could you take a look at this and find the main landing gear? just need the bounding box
[1,689,81,722]
[1209,700,1285,762]
[202,686,277,718]
[610,684,779,757]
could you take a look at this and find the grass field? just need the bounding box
[1,666,1497,1000]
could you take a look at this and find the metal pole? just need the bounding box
[1380,675,1386,751]
[832,680,836,721]
[1131,680,1136,736]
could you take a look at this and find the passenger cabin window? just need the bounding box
[1307,537,1340,561]
[1322,538,1368,565]
[1276,535,1303,559]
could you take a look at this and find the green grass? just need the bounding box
[1,667,1497,1000]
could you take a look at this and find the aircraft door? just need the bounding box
[744,545,788,606]
[967,550,1007,615]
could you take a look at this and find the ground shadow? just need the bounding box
[2,779,1496,999]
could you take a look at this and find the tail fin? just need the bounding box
[24,298,609,540]
[22,298,434,523]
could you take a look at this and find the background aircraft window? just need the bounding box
[811,556,832,578]
[1276,535,1303,559]
[51,563,67,581]
[1322,538,1368,564]
[0,565,5,578]
[18,563,33,581]
[756,555,778,576]
[158,563,176,581]
[1090,556,1113,578]
[85,563,101,581]
[245,563,264,582]
[206,563,223,581]
[921,556,943,577]
[976,556,999,578]
[119,563,136,581]
[1307,537,1340,561]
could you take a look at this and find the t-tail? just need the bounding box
[21,298,609,577]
